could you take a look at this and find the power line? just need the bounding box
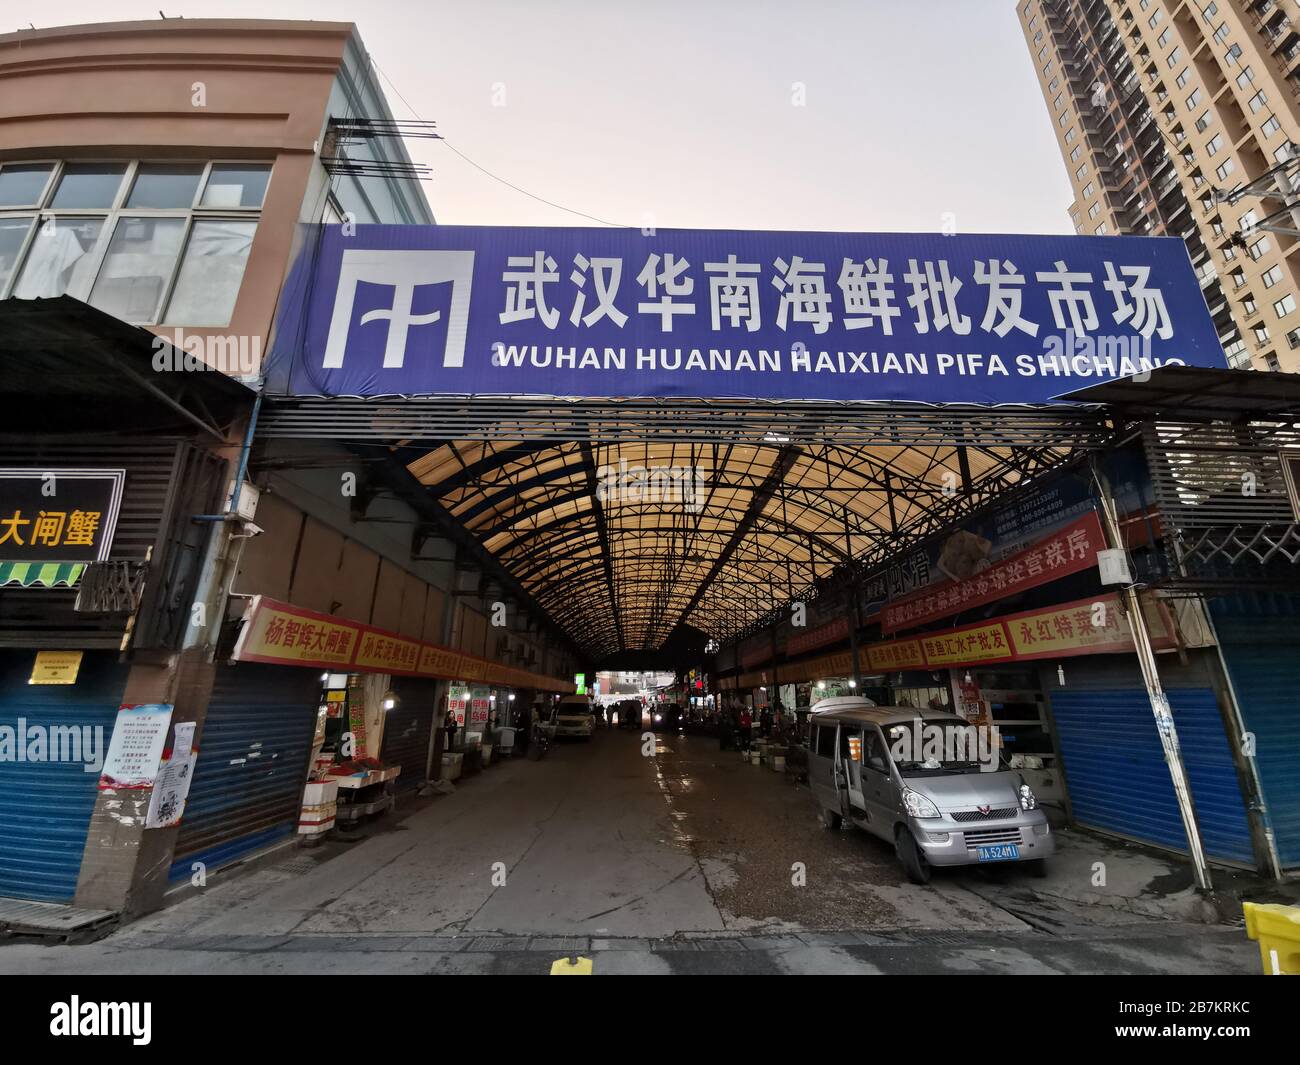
[368,56,631,228]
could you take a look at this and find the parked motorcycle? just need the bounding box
[527,719,551,760]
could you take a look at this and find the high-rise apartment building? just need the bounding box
[1018,0,1300,372]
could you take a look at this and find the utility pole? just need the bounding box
[1093,462,1212,892]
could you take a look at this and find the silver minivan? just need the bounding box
[806,697,1053,883]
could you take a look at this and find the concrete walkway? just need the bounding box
[0,728,1265,974]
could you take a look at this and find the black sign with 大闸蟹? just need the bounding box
[0,469,126,563]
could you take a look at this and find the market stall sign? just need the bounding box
[771,592,1173,682]
[232,595,576,692]
[865,638,926,672]
[0,468,125,563]
[786,615,850,657]
[881,511,1106,633]
[28,650,83,685]
[266,226,1225,404]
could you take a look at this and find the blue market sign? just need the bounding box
[266,225,1225,403]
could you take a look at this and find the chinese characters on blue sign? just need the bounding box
[267,226,1226,403]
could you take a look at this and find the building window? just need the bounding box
[1254,323,1271,344]
[1089,202,1102,218]
[1148,10,1163,28]
[1157,27,1172,48]
[0,158,268,326]
[1215,158,1236,181]
[1266,353,1282,371]
[1236,67,1255,89]
[1076,162,1089,180]
[1206,132,1224,156]
[1048,76,1060,93]
[1071,145,1083,163]
[1213,23,1230,45]
[1082,181,1096,199]
[1186,88,1203,109]
[1248,90,1268,114]
[1038,44,1049,62]
[1275,294,1296,318]
[1195,111,1212,133]
[1250,236,1272,260]
[1262,114,1282,137]
[1065,126,1077,143]
[1094,222,1108,235]
[1202,2,1218,20]
[1263,264,1284,288]
[1054,92,1065,110]
[1176,68,1190,88]
[1059,109,1071,127]
[1167,47,1183,68]
[1225,43,1242,65]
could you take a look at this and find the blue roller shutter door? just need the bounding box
[380,677,436,793]
[169,663,319,880]
[1210,595,1300,869]
[0,650,128,902]
[1049,686,1254,864]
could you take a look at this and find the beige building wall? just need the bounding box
[0,18,353,370]
[1019,0,1300,373]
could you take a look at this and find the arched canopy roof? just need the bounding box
[404,432,1074,658]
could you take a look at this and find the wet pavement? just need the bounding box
[0,727,1264,974]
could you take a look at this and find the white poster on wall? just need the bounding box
[97,703,173,791]
[145,721,198,828]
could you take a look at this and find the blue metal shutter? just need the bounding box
[0,650,128,902]
[380,677,436,793]
[1049,687,1254,864]
[1210,595,1300,869]
[169,664,319,880]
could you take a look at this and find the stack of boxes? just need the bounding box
[299,778,339,838]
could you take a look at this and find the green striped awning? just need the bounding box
[0,562,86,588]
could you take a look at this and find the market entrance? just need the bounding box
[251,222,1266,889]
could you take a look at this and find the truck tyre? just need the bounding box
[820,806,842,830]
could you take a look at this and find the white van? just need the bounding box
[807,697,1053,883]
[553,694,595,740]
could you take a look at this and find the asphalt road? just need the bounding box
[0,727,1261,974]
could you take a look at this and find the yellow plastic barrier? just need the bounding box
[1242,902,1300,976]
[550,955,593,976]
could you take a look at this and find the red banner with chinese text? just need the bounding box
[881,511,1106,633]
[231,596,575,692]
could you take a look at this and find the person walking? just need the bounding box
[738,707,753,751]
[444,707,459,751]
[515,700,532,754]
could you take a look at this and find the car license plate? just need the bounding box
[976,843,1019,862]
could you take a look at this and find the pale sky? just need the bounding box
[10,1,1075,234]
